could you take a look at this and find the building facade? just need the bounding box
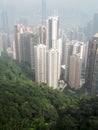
[46,49,59,89]
[85,33,98,94]
[34,44,46,83]
[46,16,59,49]
[69,54,82,89]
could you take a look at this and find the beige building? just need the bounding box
[69,54,82,89]
[14,24,33,62]
[14,24,39,71]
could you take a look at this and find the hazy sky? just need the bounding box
[1,0,98,12]
[0,0,98,28]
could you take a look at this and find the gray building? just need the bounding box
[85,33,98,94]
[93,13,98,35]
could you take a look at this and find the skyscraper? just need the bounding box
[2,11,9,34]
[62,40,87,83]
[85,33,98,94]
[14,24,25,62]
[56,38,62,79]
[72,41,80,55]
[0,33,8,54]
[63,40,73,82]
[37,25,46,45]
[14,24,39,69]
[46,49,59,89]
[72,41,86,64]
[34,44,46,83]
[30,34,39,70]
[46,16,59,49]
[93,13,98,35]
[69,54,82,89]
[0,34,3,54]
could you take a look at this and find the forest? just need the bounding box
[0,56,98,130]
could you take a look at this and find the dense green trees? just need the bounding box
[0,57,98,130]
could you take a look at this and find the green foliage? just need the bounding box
[0,57,98,130]
[16,61,35,81]
[0,57,27,81]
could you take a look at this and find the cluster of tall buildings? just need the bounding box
[62,40,88,89]
[14,17,61,89]
[14,24,39,69]
[0,13,98,94]
[64,13,98,43]
[13,16,89,90]
[65,27,86,42]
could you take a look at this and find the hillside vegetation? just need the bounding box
[0,57,98,130]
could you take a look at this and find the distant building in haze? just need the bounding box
[2,11,9,34]
[0,34,3,53]
[63,41,73,82]
[62,40,87,82]
[42,0,46,24]
[37,25,46,45]
[0,33,8,54]
[14,25,32,62]
[93,13,98,35]
[85,33,98,94]
[14,24,39,70]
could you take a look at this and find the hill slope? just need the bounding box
[0,57,98,130]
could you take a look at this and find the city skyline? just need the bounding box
[0,4,98,92]
[1,0,98,29]
[3,15,88,90]
[0,1,98,129]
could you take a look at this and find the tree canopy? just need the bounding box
[0,57,98,130]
